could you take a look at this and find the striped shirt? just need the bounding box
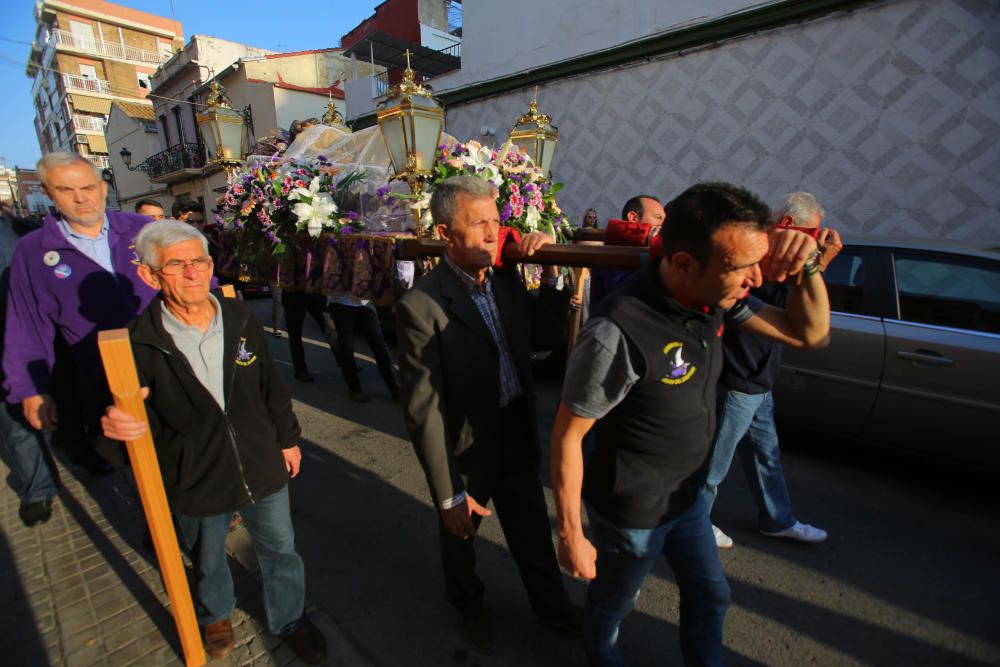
[444,255,523,407]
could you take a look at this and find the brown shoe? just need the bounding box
[203,619,235,660]
[282,618,326,664]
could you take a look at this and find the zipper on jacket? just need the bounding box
[146,338,255,504]
[227,422,255,503]
[223,309,255,503]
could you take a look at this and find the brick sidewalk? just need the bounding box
[0,450,369,666]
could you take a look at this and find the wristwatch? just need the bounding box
[803,249,822,276]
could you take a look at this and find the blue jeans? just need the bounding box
[703,388,795,533]
[175,485,305,636]
[0,401,58,503]
[584,494,731,667]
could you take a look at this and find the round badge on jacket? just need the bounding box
[53,264,72,279]
[43,251,60,266]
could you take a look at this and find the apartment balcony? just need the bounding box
[50,29,170,65]
[141,143,207,184]
[85,154,111,169]
[62,73,111,95]
[72,114,104,132]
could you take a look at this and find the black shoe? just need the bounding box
[19,498,53,527]
[295,370,315,382]
[282,618,327,664]
[348,388,370,403]
[537,604,583,637]
[461,607,495,653]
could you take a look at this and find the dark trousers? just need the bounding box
[438,399,570,618]
[282,291,339,373]
[327,302,398,394]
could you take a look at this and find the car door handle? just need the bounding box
[897,350,954,366]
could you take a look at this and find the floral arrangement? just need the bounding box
[217,156,366,258]
[383,140,572,242]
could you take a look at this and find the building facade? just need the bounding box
[392,0,998,244]
[25,0,183,173]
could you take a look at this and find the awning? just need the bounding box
[70,94,112,114]
[88,134,108,153]
[342,30,460,77]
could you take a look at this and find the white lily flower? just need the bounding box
[524,205,541,232]
[293,193,338,237]
[461,144,503,187]
[289,176,322,201]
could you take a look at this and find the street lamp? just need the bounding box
[196,80,246,173]
[119,147,134,169]
[509,88,559,179]
[377,49,444,237]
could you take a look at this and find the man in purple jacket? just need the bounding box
[2,152,158,460]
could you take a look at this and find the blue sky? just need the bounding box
[0,0,381,169]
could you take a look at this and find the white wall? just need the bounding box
[444,0,1000,242]
[272,88,342,133]
[434,0,779,91]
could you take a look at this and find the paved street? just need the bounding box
[2,295,999,666]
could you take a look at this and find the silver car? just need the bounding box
[773,238,1000,471]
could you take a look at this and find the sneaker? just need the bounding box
[713,525,734,549]
[760,521,827,543]
[19,498,53,527]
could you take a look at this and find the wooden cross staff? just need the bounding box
[96,285,235,667]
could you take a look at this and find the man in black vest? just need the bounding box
[551,182,831,666]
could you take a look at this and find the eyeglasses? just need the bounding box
[151,257,212,276]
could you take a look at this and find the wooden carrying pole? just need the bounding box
[98,329,206,667]
[395,238,645,269]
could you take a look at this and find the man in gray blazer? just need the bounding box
[397,175,576,652]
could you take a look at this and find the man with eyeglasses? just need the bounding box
[3,152,159,474]
[100,221,326,663]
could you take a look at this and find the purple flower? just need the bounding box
[341,225,355,234]
[500,201,512,223]
[348,211,359,220]
[376,185,391,198]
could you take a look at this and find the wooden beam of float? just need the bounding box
[395,238,646,269]
[98,330,206,667]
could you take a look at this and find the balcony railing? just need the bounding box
[85,154,111,168]
[72,114,104,132]
[50,29,170,65]
[62,73,110,95]
[372,69,432,99]
[141,143,206,180]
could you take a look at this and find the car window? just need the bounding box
[893,253,1000,334]
[822,248,866,314]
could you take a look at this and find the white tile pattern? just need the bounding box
[444,0,1000,241]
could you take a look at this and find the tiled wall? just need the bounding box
[445,0,999,242]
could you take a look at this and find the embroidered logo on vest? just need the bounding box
[235,338,257,366]
[661,341,696,385]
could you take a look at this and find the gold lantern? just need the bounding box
[509,89,558,179]
[377,50,445,236]
[196,80,246,172]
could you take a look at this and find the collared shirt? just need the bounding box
[56,215,113,272]
[438,255,524,512]
[160,294,226,409]
[444,254,523,407]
